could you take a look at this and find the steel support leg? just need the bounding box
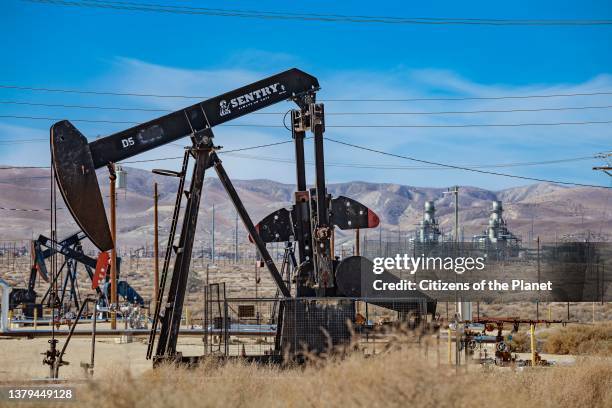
[146,150,190,360]
[155,147,214,359]
[311,104,333,293]
[292,110,307,192]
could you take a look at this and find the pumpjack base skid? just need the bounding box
[152,353,284,368]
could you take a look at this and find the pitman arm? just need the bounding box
[50,68,320,251]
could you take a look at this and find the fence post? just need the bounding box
[530,323,537,367]
[447,327,452,365]
[224,300,229,356]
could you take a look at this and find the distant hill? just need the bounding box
[0,166,610,249]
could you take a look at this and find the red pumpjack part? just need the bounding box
[92,251,110,289]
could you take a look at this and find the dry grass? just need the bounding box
[504,323,612,355]
[9,344,610,408]
[541,322,612,356]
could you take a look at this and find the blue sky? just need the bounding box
[1,0,612,189]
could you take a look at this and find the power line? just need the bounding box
[223,151,599,170]
[2,135,609,187]
[0,84,204,99]
[326,106,612,115]
[0,206,64,212]
[120,139,301,164]
[325,137,612,188]
[2,83,612,102]
[4,99,612,116]
[310,121,612,128]
[0,100,169,112]
[2,138,603,174]
[0,165,49,169]
[323,93,612,102]
[0,138,303,168]
[23,0,612,26]
[3,114,612,128]
[0,138,47,144]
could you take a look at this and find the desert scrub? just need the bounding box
[509,330,531,352]
[542,322,612,355]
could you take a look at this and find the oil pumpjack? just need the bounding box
[50,69,434,364]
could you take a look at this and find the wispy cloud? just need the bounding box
[2,54,610,189]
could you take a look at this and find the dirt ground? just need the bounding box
[0,324,585,382]
[0,326,221,381]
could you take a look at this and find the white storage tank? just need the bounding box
[115,165,127,190]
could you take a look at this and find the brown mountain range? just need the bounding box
[0,166,610,250]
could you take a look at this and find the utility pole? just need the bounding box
[445,186,470,321]
[530,204,535,243]
[211,204,215,264]
[153,182,159,306]
[592,155,610,320]
[109,163,118,330]
[234,211,238,263]
[452,186,459,243]
[355,228,361,315]
[536,235,540,320]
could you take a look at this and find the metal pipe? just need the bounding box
[109,164,117,330]
[2,328,275,338]
[89,301,97,376]
[55,297,93,377]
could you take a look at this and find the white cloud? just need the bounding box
[2,55,610,189]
